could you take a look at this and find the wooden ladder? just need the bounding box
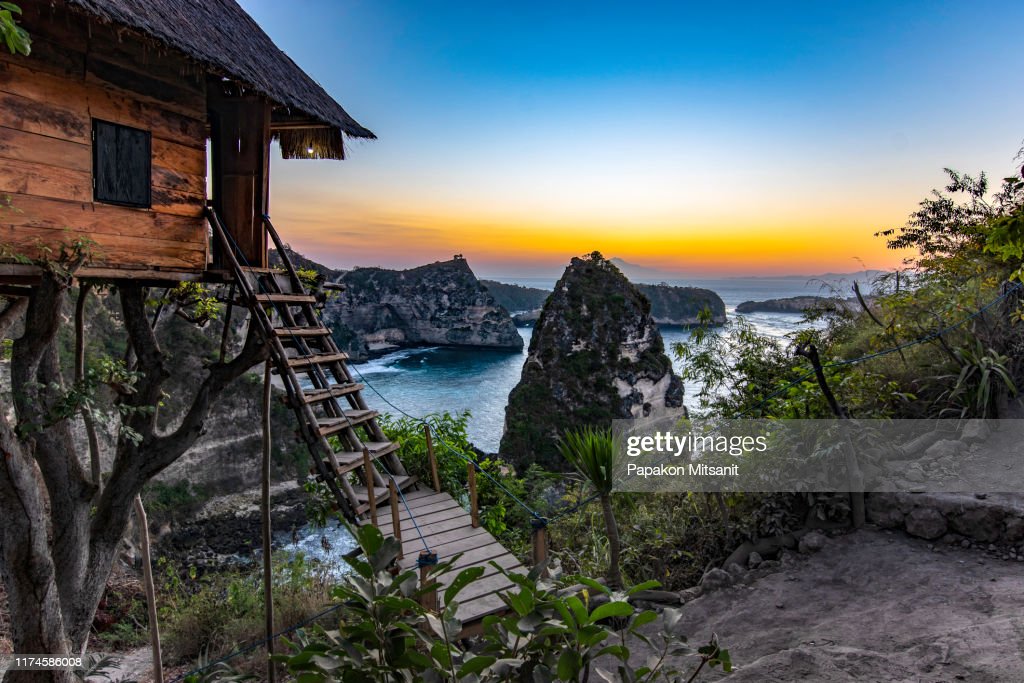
[207,208,417,521]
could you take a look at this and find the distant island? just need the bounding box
[736,295,861,314]
[480,280,549,312]
[483,278,727,326]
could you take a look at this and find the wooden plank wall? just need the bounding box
[0,1,209,274]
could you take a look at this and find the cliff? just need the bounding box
[480,280,550,312]
[736,295,859,314]
[483,280,727,327]
[635,283,726,325]
[499,253,684,471]
[323,257,524,361]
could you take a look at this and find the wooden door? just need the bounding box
[209,90,271,268]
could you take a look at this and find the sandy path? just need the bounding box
[655,529,1024,682]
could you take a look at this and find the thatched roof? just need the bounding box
[63,0,374,159]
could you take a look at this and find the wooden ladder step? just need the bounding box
[254,293,317,304]
[286,352,349,369]
[298,383,364,405]
[274,326,332,338]
[353,475,418,515]
[317,410,379,436]
[329,441,401,474]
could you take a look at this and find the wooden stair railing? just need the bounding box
[207,207,416,521]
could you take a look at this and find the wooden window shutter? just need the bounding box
[92,119,151,208]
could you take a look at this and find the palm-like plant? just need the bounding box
[557,426,622,588]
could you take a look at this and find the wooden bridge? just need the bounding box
[209,209,525,627]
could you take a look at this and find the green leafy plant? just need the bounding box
[936,340,1017,417]
[274,523,730,682]
[0,2,30,55]
[557,426,622,588]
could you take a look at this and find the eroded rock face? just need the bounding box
[322,258,523,361]
[499,253,684,471]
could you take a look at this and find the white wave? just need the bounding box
[351,346,438,376]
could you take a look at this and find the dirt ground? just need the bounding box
[658,528,1024,682]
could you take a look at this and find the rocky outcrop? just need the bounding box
[480,280,550,313]
[735,295,859,314]
[635,283,726,325]
[499,252,683,471]
[322,258,524,361]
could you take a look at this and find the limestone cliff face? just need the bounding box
[636,284,726,325]
[499,253,684,471]
[323,258,524,361]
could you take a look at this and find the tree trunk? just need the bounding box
[0,273,268,677]
[599,494,622,589]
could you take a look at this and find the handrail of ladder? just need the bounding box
[205,206,357,521]
[263,214,306,296]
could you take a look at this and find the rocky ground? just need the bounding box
[647,527,1024,682]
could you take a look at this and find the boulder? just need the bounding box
[726,562,746,576]
[924,439,961,462]
[961,419,991,444]
[905,507,948,540]
[950,506,1004,543]
[799,531,828,554]
[1004,516,1024,544]
[866,494,906,528]
[701,568,734,590]
[748,551,764,569]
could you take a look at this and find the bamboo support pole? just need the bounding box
[467,462,480,528]
[389,479,403,560]
[531,519,548,572]
[418,551,439,612]
[363,448,378,526]
[133,495,163,683]
[424,424,441,493]
[261,361,277,683]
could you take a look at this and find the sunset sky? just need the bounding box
[239,0,1024,278]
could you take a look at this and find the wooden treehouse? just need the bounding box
[0,0,521,627]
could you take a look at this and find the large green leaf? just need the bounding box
[444,566,485,605]
[590,601,633,623]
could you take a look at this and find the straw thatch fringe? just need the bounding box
[275,128,345,160]
[64,0,375,141]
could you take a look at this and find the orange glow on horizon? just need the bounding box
[267,196,915,277]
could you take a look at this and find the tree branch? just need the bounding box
[0,296,27,339]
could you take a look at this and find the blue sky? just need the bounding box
[238,0,1024,277]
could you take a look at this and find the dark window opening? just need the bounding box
[93,119,151,208]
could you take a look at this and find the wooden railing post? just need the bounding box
[417,551,439,612]
[531,518,548,575]
[363,448,378,527]
[467,462,480,528]
[389,478,403,560]
[424,424,441,493]
[261,361,277,683]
